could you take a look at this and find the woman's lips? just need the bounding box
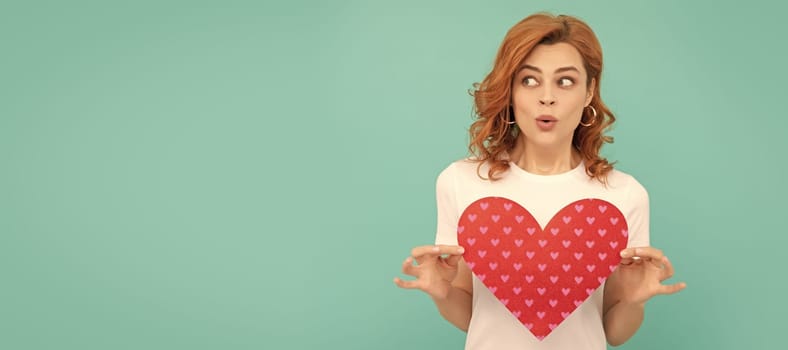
[536,115,557,131]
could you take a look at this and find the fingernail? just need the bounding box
[458,247,465,254]
[405,257,412,263]
[620,250,629,258]
[432,246,440,252]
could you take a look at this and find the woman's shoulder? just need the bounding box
[604,167,649,201]
[437,157,489,177]
[435,157,486,186]
[605,166,634,182]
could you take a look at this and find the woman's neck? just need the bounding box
[508,139,582,175]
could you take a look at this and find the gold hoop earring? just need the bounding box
[580,105,597,127]
[505,106,516,125]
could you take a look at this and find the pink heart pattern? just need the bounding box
[458,197,628,340]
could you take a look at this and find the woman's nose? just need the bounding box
[539,86,556,106]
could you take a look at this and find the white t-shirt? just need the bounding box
[434,158,650,350]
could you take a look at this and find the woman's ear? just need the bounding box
[585,78,596,106]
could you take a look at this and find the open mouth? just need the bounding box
[536,115,557,130]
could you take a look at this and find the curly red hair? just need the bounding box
[469,13,616,182]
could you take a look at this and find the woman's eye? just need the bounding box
[558,77,575,87]
[523,77,538,86]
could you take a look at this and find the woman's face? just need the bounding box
[511,42,595,149]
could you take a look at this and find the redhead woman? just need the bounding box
[394,13,686,349]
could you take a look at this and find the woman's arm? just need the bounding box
[395,244,474,332]
[602,271,645,346]
[602,247,686,346]
[432,259,474,331]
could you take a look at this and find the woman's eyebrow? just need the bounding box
[518,64,580,74]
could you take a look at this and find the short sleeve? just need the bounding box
[434,163,460,246]
[624,176,651,248]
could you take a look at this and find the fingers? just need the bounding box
[394,256,426,290]
[620,246,663,260]
[443,254,462,267]
[657,281,687,295]
[617,247,686,299]
[411,245,465,258]
[396,244,464,291]
[659,256,675,281]
[401,257,419,277]
[393,276,420,289]
[411,245,465,263]
[619,256,645,266]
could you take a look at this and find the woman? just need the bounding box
[393,13,686,349]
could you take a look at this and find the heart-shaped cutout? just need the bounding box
[458,197,628,340]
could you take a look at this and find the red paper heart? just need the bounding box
[458,197,628,340]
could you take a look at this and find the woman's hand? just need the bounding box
[613,246,687,305]
[394,245,465,300]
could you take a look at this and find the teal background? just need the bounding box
[1,0,785,349]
